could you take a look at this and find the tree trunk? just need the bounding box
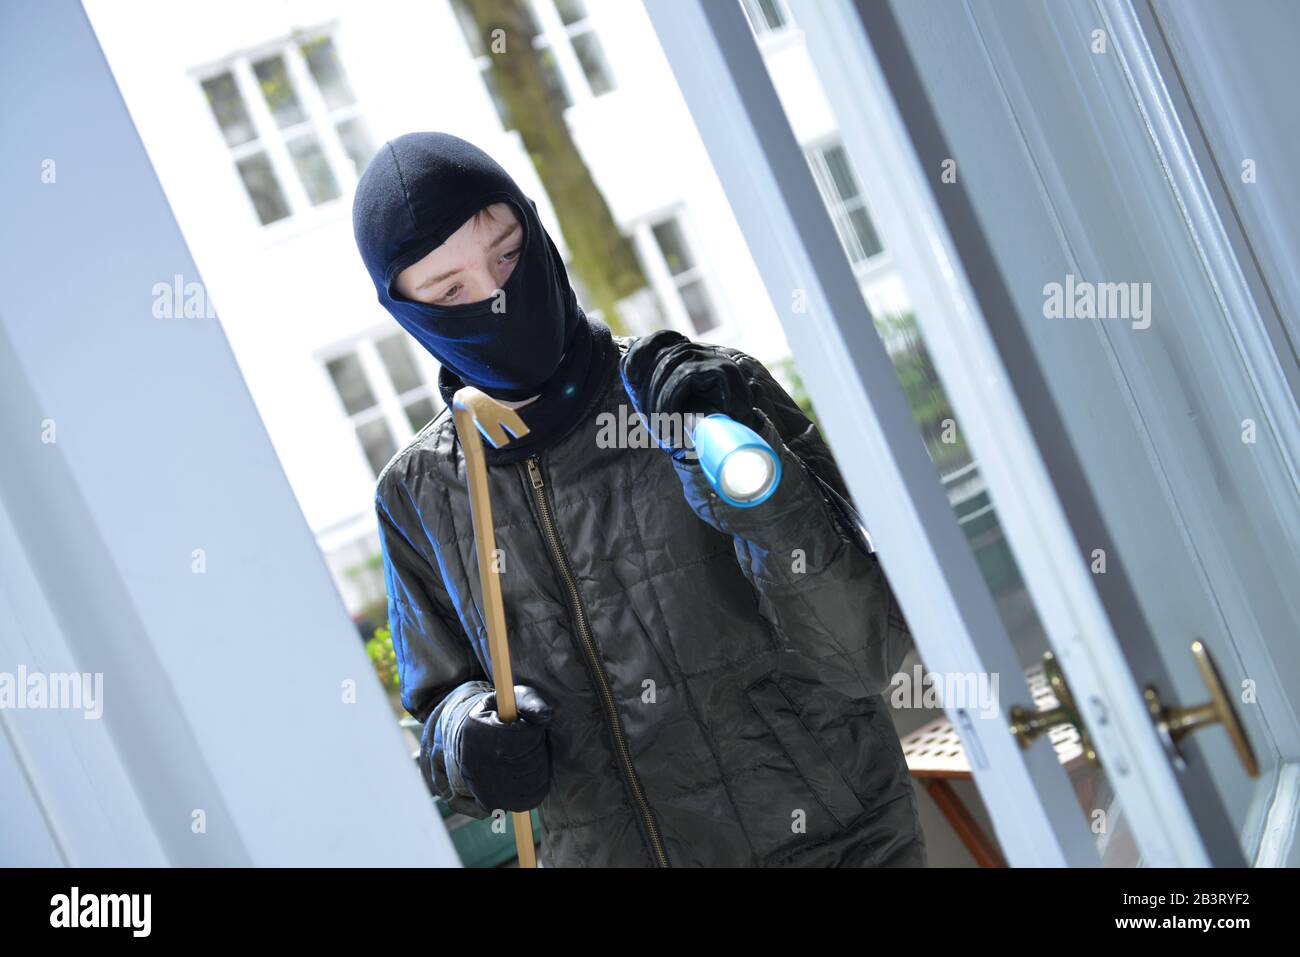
[463,0,652,336]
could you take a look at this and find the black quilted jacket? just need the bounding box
[375,333,926,867]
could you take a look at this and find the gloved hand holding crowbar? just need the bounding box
[450,386,539,869]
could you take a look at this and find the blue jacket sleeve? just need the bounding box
[375,488,493,820]
[671,349,912,699]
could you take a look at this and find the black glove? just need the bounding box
[619,331,762,455]
[453,685,553,813]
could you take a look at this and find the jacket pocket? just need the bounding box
[745,676,867,830]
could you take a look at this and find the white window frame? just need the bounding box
[451,0,616,132]
[318,327,445,478]
[631,206,733,341]
[192,24,371,238]
[533,0,618,101]
[804,134,888,275]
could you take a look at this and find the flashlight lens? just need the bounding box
[720,448,775,501]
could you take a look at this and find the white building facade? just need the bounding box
[84,0,911,622]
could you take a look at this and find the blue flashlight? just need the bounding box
[688,413,782,508]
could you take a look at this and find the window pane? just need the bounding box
[377,334,424,395]
[235,152,291,225]
[555,0,588,26]
[299,35,356,110]
[327,353,376,414]
[756,0,787,31]
[572,32,615,96]
[538,46,573,108]
[847,205,883,260]
[679,278,718,333]
[809,144,885,264]
[742,0,787,34]
[336,116,375,177]
[252,54,307,128]
[451,0,488,57]
[652,218,695,275]
[404,396,439,434]
[357,419,397,476]
[287,134,342,205]
[822,143,860,203]
[201,72,256,147]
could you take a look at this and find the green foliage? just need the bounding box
[367,625,400,690]
[874,311,970,472]
[767,355,822,433]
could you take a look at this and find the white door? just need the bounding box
[644,0,1298,866]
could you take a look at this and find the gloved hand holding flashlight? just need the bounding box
[620,331,782,507]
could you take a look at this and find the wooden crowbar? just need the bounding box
[450,386,538,868]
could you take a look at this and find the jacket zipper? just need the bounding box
[524,454,670,868]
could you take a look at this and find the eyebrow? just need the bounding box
[414,221,521,292]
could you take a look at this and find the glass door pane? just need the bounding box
[740,0,1133,864]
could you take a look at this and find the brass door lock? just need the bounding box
[1009,650,1100,767]
[1143,640,1259,778]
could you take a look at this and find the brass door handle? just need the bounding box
[1009,651,1100,767]
[1143,640,1259,778]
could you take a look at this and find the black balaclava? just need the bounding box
[352,131,616,462]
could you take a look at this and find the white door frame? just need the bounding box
[0,0,460,866]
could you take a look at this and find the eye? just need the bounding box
[436,283,461,304]
[501,246,522,264]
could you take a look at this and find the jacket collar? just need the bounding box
[437,315,622,466]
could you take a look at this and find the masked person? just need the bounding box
[352,131,925,867]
